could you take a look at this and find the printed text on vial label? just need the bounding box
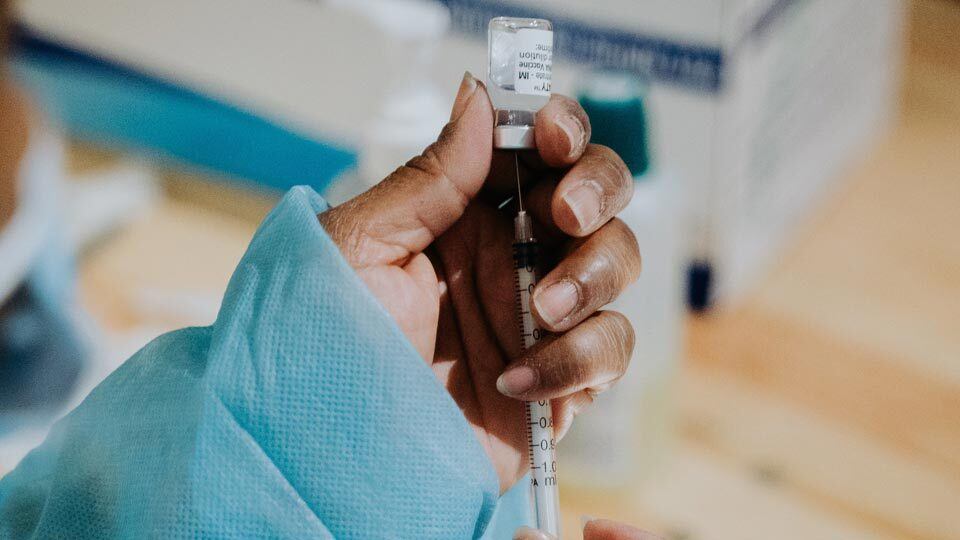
[515,29,553,96]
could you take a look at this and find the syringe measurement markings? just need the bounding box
[513,208,560,535]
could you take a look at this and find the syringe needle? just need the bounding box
[515,152,524,212]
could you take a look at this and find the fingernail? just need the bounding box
[534,280,579,326]
[556,113,585,158]
[583,517,665,540]
[513,526,555,540]
[562,181,603,230]
[497,366,537,397]
[451,71,478,121]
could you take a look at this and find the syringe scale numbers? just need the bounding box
[513,210,561,535]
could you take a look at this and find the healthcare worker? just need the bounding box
[0,5,655,539]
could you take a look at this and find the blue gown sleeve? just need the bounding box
[0,186,506,539]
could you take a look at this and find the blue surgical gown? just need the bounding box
[0,187,527,539]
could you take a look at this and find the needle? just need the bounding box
[515,152,524,213]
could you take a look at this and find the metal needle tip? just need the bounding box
[515,152,524,212]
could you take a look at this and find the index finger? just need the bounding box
[583,519,663,540]
[513,526,556,540]
[535,94,592,167]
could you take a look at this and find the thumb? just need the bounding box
[320,72,493,268]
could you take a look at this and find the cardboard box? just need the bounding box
[440,0,906,306]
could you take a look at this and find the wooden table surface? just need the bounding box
[59,1,960,538]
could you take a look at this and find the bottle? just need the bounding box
[487,17,553,150]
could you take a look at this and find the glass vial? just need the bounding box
[487,17,553,149]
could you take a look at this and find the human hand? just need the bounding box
[514,519,662,540]
[319,72,640,493]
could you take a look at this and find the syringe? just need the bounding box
[486,14,560,536]
[511,154,561,538]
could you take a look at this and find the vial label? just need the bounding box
[514,29,553,96]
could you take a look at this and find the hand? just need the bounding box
[514,519,662,540]
[319,72,640,492]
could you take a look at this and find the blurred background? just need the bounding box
[0,0,958,538]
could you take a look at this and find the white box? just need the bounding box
[708,0,906,305]
[439,0,906,306]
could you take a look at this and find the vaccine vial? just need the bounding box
[488,17,553,149]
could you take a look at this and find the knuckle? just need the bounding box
[536,336,590,390]
[535,310,634,394]
[582,254,619,307]
[589,144,633,186]
[572,222,640,308]
[433,120,462,151]
[548,93,577,112]
[568,321,603,360]
[318,206,373,266]
[557,95,591,136]
[602,311,635,371]
[539,95,592,154]
[558,357,591,390]
[403,146,470,213]
[405,149,444,183]
[578,146,633,217]
[608,218,642,282]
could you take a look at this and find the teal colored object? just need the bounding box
[578,73,651,177]
[0,187,530,538]
[11,34,355,193]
